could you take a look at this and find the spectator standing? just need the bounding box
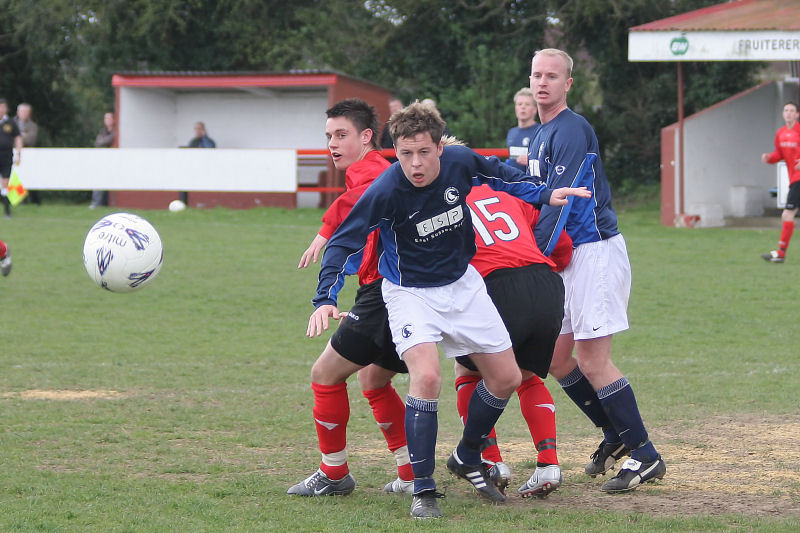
[504,88,539,172]
[0,98,22,218]
[380,97,404,149]
[15,103,40,205]
[760,102,800,263]
[188,122,216,148]
[90,112,115,209]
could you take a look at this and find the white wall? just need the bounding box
[18,148,297,192]
[677,80,797,224]
[119,88,178,147]
[119,88,329,150]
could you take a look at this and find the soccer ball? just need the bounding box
[82,212,164,292]
[168,199,186,212]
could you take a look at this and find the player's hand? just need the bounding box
[761,153,770,163]
[795,160,800,171]
[515,154,528,166]
[298,234,329,269]
[307,304,345,337]
[548,186,591,206]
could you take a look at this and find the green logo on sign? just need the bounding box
[670,36,689,55]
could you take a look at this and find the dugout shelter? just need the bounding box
[109,70,394,209]
[628,0,800,227]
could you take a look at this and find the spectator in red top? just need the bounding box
[761,102,800,263]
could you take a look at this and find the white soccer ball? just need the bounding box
[82,212,164,292]
[168,199,186,212]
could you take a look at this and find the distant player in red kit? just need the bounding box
[761,102,800,263]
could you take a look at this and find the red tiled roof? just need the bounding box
[631,0,800,32]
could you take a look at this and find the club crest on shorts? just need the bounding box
[401,324,414,338]
[444,187,459,204]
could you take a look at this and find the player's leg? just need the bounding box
[551,336,627,476]
[452,359,509,491]
[402,342,445,517]
[575,336,665,492]
[357,363,414,493]
[763,183,800,262]
[571,236,664,492]
[447,347,518,503]
[287,341,363,497]
[516,370,561,497]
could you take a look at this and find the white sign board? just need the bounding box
[629,31,800,61]
[17,148,297,192]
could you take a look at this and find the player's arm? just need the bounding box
[298,184,370,268]
[762,133,782,164]
[469,150,589,207]
[310,184,389,331]
[533,127,596,256]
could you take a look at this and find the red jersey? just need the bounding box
[766,122,800,185]
[468,184,572,277]
[318,150,391,285]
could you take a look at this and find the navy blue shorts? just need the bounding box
[330,278,408,374]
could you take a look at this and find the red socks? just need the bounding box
[455,375,502,463]
[311,382,350,480]
[778,221,794,257]
[517,375,558,465]
[0,239,6,258]
[362,382,413,481]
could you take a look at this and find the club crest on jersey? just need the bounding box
[555,165,566,175]
[444,187,459,204]
[401,324,414,338]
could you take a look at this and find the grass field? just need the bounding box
[0,201,798,532]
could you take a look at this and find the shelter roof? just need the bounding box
[631,0,800,32]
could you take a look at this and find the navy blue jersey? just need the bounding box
[530,109,619,256]
[314,144,554,308]
[505,124,540,171]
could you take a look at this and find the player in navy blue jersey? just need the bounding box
[504,88,540,172]
[308,101,590,519]
[528,48,666,493]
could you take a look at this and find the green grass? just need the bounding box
[0,202,797,531]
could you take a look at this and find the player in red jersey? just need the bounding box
[761,102,800,263]
[453,180,572,498]
[289,98,413,497]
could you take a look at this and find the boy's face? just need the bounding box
[515,95,536,122]
[783,103,798,125]
[395,132,443,188]
[325,116,370,171]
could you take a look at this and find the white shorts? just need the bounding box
[560,234,630,340]
[381,264,512,359]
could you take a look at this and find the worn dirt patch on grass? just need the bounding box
[353,414,800,517]
[2,389,127,400]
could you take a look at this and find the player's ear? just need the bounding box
[361,128,373,146]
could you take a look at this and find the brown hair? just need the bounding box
[388,100,447,145]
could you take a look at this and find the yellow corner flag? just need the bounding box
[8,166,27,207]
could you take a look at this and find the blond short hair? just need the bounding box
[533,48,573,77]
[514,87,534,103]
